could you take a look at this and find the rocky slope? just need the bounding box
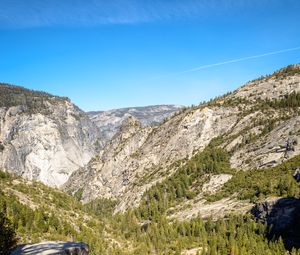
[167,174,252,221]
[65,64,300,213]
[0,84,100,187]
[87,105,181,143]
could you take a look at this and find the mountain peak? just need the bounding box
[232,63,300,101]
[121,115,141,128]
[87,104,181,143]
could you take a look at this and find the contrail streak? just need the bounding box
[178,46,300,75]
[147,46,300,82]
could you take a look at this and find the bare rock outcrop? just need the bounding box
[0,84,100,187]
[168,174,252,221]
[11,241,89,255]
[231,64,300,101]
[294,168,300,182]
[229,117,300,169]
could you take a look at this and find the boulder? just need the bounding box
[293,168,300,182]
[11,241,89,255]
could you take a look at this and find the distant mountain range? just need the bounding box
[87,105,182,142]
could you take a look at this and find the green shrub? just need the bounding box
[0,212,17,255]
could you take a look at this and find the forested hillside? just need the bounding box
[2,146,300,254]
[0,83,69,113]
[0,171,125,255]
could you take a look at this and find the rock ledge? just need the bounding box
[11,241,89,255]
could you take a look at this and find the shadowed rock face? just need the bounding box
[251,197,300,249]
[11,241,89,255]
[294,168,300,182]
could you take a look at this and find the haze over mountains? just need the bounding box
[88,105,181,143]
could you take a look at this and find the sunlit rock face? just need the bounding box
[65,105,240,209]
[0,84,100,187]
[65,65,300,213]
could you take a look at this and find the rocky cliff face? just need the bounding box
[87,105,181,143]
[65,106,238,208]
[65,64,300,212]
[252,197,300,249]
[225,65,300,169]
[251,197,300,233]
[0,84,100,187]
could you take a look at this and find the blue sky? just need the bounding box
[0,0,300,111]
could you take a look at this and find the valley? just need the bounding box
[1,64,300,254]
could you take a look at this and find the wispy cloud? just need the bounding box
[0,0,271,28]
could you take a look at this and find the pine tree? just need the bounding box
[0,212,17,255]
